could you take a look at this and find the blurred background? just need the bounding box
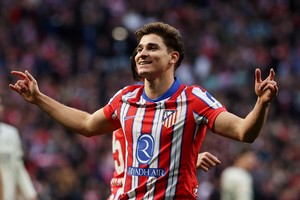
[0,0,299,199]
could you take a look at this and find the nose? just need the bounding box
[137,48,149,58]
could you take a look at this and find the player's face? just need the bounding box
[135,34,174,80]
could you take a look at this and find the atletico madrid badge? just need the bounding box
[162,110,177,128]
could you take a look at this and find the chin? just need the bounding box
[138,71,148,77]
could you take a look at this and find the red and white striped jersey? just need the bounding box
[104,78,226,199]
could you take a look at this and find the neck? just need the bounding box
[144,75,175,100]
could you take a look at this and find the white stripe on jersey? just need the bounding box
[192,87,223,109]
[165,92,188,197]
[144,101,165,199]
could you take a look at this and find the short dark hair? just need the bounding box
[234,147,255,161]
[130,50,142,82]
[134,22,185,69]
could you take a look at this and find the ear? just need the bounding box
[169,51,180,65]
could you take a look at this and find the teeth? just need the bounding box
[139,61,150,65]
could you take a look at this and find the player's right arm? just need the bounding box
[9,70,116,137]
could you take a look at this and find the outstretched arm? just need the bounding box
[197,152,221,172]
[213,68,278,143]
[9,70,115,137]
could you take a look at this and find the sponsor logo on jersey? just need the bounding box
[127,166,166,177]
[136,134,154,164]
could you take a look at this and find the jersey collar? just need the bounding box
[142,77,181,102]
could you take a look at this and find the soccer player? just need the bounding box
[0,97,37,200]
[9,22,278,199]
[108,51,221,199]
[220,148,258,200]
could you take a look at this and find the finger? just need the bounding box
[199,163,210,171]
[255,68,262,83]
[9,82,25,94]
[11,71,27,79]
[274,84,279,93]
[25,70,34,82]
[9,84,20,93]
[206,158,220,166]
[258,79,269,91]
[18,81,28,91]
[264,84,278,94]
[205,153,221,164]
[211,158,221,165]
[259,81,277,92]
[268,68,275,81]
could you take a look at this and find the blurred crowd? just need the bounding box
[0,0,300,199]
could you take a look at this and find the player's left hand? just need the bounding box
[255,68,278,105]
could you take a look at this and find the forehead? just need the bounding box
[138,34,166,47]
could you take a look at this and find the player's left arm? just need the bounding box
[213,68,278,143]
[197,152,221,172]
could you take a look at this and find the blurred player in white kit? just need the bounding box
[0,96,37,200]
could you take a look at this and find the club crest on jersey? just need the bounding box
[162,110,177,128]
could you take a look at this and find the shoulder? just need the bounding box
[119,84,144,100]
[122,84,143,93]
[0,123,19,141]
[222,167,250,181]
[114,84,143,96]
[186,85,207,94]
[1,122,18,133]
[108,84,143,103]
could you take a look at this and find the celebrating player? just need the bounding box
[9,22,277,199]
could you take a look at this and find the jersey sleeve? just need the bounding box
[103,85,142,127]
[191,86,227,130]
[103,88,123,128]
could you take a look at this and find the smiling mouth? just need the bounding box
[138,61,152,65]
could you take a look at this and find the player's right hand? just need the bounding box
[9,70,40,104]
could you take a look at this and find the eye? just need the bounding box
[149,46,157,50]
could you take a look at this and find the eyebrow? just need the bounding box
[137,42,160,49]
